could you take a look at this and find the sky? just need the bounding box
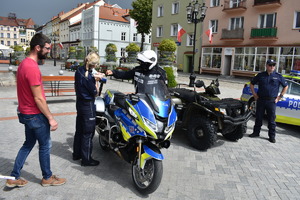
[0,0,134,26]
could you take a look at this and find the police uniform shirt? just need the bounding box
[75,66,97,101]
[251,71,288,99]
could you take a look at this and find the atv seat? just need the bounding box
[170,88,200,103]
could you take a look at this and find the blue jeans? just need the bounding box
[11,113,52,180]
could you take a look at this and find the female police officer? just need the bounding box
[249,59,288,143]
[73,52,104,166]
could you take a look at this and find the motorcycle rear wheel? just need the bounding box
[98,131,110,151]
[132,158,163,194]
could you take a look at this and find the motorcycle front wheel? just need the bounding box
[132,158,163,195]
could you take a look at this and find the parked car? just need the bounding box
[240,70,300,126]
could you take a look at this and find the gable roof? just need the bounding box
[99,4,130,23]
[0,16,35,28]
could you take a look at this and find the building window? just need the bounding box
[172,2,179,14]
[202,48,222,68]
[133,33,137,41]
[149,35,151,43]
[1,40,3,45]
[7,27,10,31]
[121,48,125,57]
[14,34,17,39]
[187,33,194,46]
[209,20,218,33]
[121,32,126,41]
[230,0,242,8]
[157,26,163,37]
[0,33,3,38]
[158,5,163,17]
[14,41,17,46]
[171,24,178,36]
[7,33,10,38]
[294,11,300,28]
[7,41,10,46]
[230,17,244,30]
[210,0,220,7]
[259,13,277,28]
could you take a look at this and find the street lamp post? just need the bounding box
[50,33,58,66]
[186,0,207,86]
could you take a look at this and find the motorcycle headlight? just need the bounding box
[164,123,175,134]
[143,117,158,132]
[128,107,138,119]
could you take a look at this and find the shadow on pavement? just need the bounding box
[50,133,150,198]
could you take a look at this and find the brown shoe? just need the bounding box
[41,175,66,187]
[6,178,28,188]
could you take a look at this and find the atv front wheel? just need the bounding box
[187,116,217,151]
[222,123,246,141]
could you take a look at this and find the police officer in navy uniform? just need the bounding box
[106,50,167,93]
[249,59,288,143]
[73,52,104,166]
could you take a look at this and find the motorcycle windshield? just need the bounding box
[137,78,170,101]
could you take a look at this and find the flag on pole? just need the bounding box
[205,27,213,44]
[177,24,186,43]
[58,42,63,49]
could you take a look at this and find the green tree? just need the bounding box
[129,0,152,51]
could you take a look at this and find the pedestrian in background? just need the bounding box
[73,52,104,166]
[249,59,288,143]
[6,33,66,188]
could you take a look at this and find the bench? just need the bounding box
[42,76,75,97]
[231,70,256,78]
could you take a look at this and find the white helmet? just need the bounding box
[137,50,157,70]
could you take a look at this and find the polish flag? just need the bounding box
[58,42,63,49]
[177,24,186,43]
[205,27,213,44]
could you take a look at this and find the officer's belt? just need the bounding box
[259,97,276,100]
[77,98,94,102]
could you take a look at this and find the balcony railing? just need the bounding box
[221,28,244,39]
[223,0,247,11]
[250,27,277,38]
[254,0,281,6]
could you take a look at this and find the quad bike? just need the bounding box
[170,78,252,151]
[95,78,177,194]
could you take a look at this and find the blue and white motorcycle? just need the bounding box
[95,78,177,194]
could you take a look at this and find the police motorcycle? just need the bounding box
[94,67,177,194]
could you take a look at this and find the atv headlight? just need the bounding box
[143,117,158,132]
[218,108,227,115]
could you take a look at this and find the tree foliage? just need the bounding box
[129,0,152,51]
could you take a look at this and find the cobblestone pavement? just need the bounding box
[0,61,299,200]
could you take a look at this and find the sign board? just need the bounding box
[224,48,233,55]
[153,43,160,47]
[176,42,181,46]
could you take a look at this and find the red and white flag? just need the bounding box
[177,24,186,43]
[205,27,213,44]
[58,42,63,49]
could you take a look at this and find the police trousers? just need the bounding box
[253,98,277,138]
[73,100,96,163]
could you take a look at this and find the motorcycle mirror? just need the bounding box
[195,80,205,88]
